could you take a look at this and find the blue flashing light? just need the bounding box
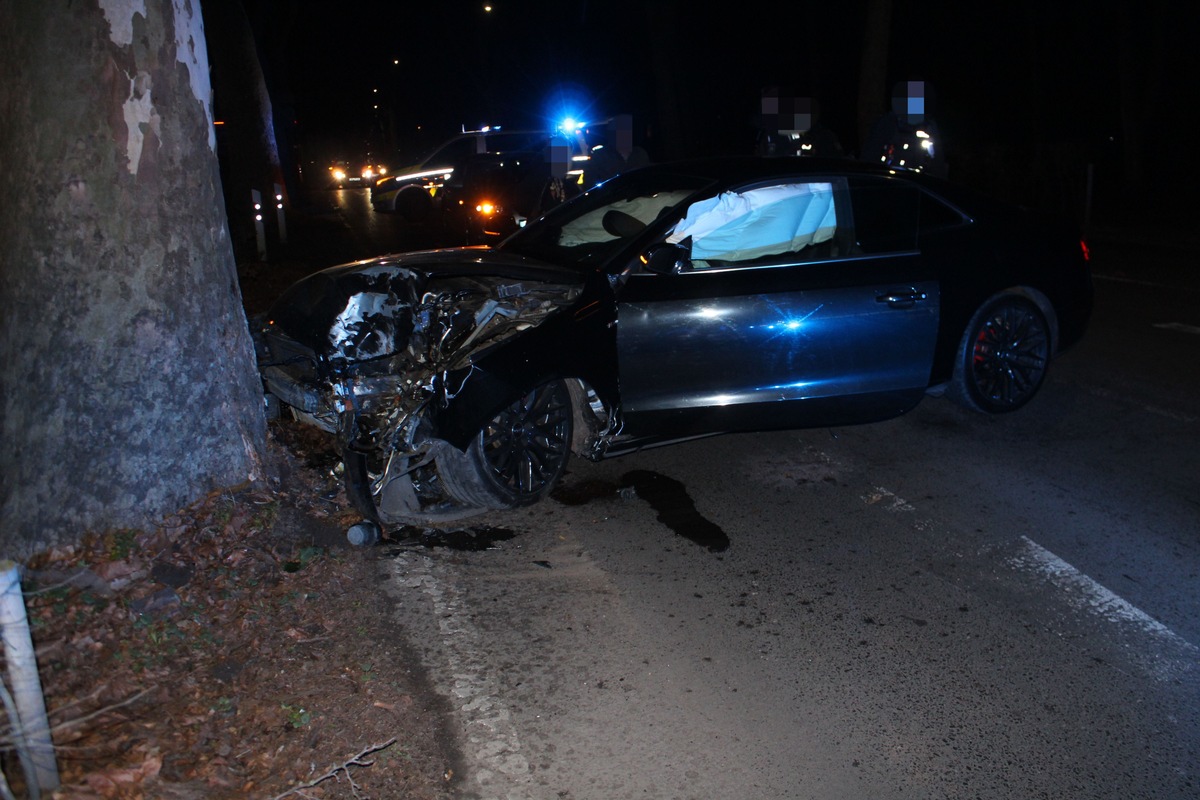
[542,81,595,136]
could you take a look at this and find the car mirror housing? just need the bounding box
[642,242,692,275]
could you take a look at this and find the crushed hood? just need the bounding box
[264,249,586,365]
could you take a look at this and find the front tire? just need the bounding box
[439,381,573,509]
[948,295,1050,413]
[344,445,482,527]
[395,186,433,222]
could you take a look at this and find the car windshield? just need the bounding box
[498,170,714,269]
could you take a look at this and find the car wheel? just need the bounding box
[343,445,483,527]
[439,381,573,509]
[395,186,432,222]
[948,295,1050,413]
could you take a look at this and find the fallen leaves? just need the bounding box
[10,422,455,799]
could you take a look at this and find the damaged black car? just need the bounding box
[254,157,1093,530]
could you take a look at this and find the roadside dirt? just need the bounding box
[2,204,465,798]
[17,421,461,799]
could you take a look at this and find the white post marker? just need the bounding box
[274,183,287,245]
[0,560,60,794]
[252,188,267,259]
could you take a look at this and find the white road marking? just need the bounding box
[1088,387,1198,423]
[1153,322,1200,336]
[1091,273,1194,290]
[1091,274,1165,288]
[388,554,533,799]
[1143,405,1198,423]
[1004,536,1198,680]
[858,483,1197,681]
[1006,536,1177,638]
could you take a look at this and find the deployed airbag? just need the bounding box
[668,183,836,262]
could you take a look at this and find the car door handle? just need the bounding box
[876,291,928,308]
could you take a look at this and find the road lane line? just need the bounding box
[388,554,533,799]
[855,481,1197,682]
[1153,322,1200,336]
[1087,387,1197,423]
[1092,273,1188,290]
[1005,536,1197,680]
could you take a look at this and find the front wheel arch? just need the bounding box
[395,186,433,221]
[438,379,575,509]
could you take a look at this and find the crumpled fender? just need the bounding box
[427,270,620,451]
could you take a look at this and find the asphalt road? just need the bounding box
[314,189,1199,799]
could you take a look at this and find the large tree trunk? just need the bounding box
[0,0,267,558]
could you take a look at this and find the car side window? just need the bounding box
[665,181,840,269]
[847,177,920,254]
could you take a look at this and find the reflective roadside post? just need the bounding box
[274,183,287,245]
[251,189,267,259]
[1,560,60,794]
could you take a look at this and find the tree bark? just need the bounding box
[0,0,266,558]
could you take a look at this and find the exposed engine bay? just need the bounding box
[255,256,593,527]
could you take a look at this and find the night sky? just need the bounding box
[245,0,1193,205]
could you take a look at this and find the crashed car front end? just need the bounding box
[254,252,587,522]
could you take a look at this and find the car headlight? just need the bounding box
[332,169,347,182]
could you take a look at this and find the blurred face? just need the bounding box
[610,114,635,158]
[892,81,927,125]
[759,95,813,133]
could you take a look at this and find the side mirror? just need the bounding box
[641,242,692,275]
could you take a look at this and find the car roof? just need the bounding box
[630,155,922,182]
[625,156,1011,219]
